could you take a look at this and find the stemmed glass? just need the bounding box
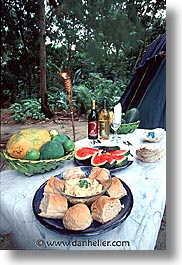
[111,121,121,143]
[110,102,122,143]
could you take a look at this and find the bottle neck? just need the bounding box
[92,100,96,110]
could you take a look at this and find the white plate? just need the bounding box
[142,128,165,143]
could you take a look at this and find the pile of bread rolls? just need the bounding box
[38,167,127,231]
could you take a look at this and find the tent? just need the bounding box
[120,33,166,129]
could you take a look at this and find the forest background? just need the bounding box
[1,0,166,123]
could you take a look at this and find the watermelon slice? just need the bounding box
[75,147,100,160]
[107,149,130,156]
[75,146,130,169]
[91,153,116,169]
[111,155,128,167]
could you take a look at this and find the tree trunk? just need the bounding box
[39,0,53,119]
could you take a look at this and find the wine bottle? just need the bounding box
[99,99,110,140]
[88,100,98,139]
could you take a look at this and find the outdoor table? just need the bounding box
[0,129,166,250]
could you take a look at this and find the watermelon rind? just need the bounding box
[107,149,130,156]
[112,155,128,168]
[97,146,120,152]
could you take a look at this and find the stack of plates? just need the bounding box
[136,146,165,163]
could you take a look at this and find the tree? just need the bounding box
[1,0,40,102]
[1,0,165,110]
[39,0,53,118]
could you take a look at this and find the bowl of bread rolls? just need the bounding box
[54,166,112,205]
[34,166,132,233]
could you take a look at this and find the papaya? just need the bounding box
[6,128,51,159]
[125,108,139,123]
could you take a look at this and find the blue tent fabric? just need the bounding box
[120,33,166,129]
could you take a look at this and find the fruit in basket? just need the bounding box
[63,139,75,152]
[52,134,68,144]
[40,141,65,160]
[6,128,51,159]
[124,108,139,123]
[25,148,40,160]
[49,129,60,138]
[121,118,126,124]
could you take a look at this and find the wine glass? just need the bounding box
[111,121,121,143]
[110,102,122,143]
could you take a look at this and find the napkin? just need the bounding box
[113,102,122,124]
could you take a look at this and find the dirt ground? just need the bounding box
[0,109,166,250]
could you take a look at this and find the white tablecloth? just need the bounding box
[0,129,166,250]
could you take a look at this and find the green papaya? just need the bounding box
[125,108,139,123]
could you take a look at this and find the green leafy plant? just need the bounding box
[84,73,126,111]
[72,84,92,115]
[48,91,69,112]
[9,99,45,123]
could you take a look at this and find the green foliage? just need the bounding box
[9,99,45,123]
[1,0,40,101]
[72,85,92,115]
[83,73,126,111]
[71,73,126,115]
[48,91,69,112]
[1,0,166,120]
[9,103,27,123]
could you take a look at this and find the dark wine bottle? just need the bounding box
[88,100,98,139]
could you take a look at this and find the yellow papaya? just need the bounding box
[6,128,51,159]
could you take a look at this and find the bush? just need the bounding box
[83,73,126,111]
[9,99,45,123]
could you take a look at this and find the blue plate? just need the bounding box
[74,158,133,172]
[32,172,133,236]
[74,145,133,172]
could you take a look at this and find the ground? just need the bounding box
[0,109,166,250]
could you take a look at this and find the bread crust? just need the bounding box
[91,195,123,224]
[44,176,65,194]
[63,203,93,230]
[39,193,68,219]
[104,176,127,199]
[63,167,86,180]
[89,167,110,183]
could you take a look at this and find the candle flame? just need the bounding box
[60,72,69,79]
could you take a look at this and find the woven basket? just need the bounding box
[1,150,74,176]
[113,120,140,134]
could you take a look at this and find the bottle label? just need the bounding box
[88,121,98,138]
[100,121,109,136]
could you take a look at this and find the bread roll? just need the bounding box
[54,177,65,192]
[63,167,85,180]
[44,176,65,194]
[39,193,68,219]
[104,176,127,199]
[89,167,110,183]
[63,203,93,230]
[91,195,123,224]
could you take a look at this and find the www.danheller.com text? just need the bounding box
[35,238,130,248]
